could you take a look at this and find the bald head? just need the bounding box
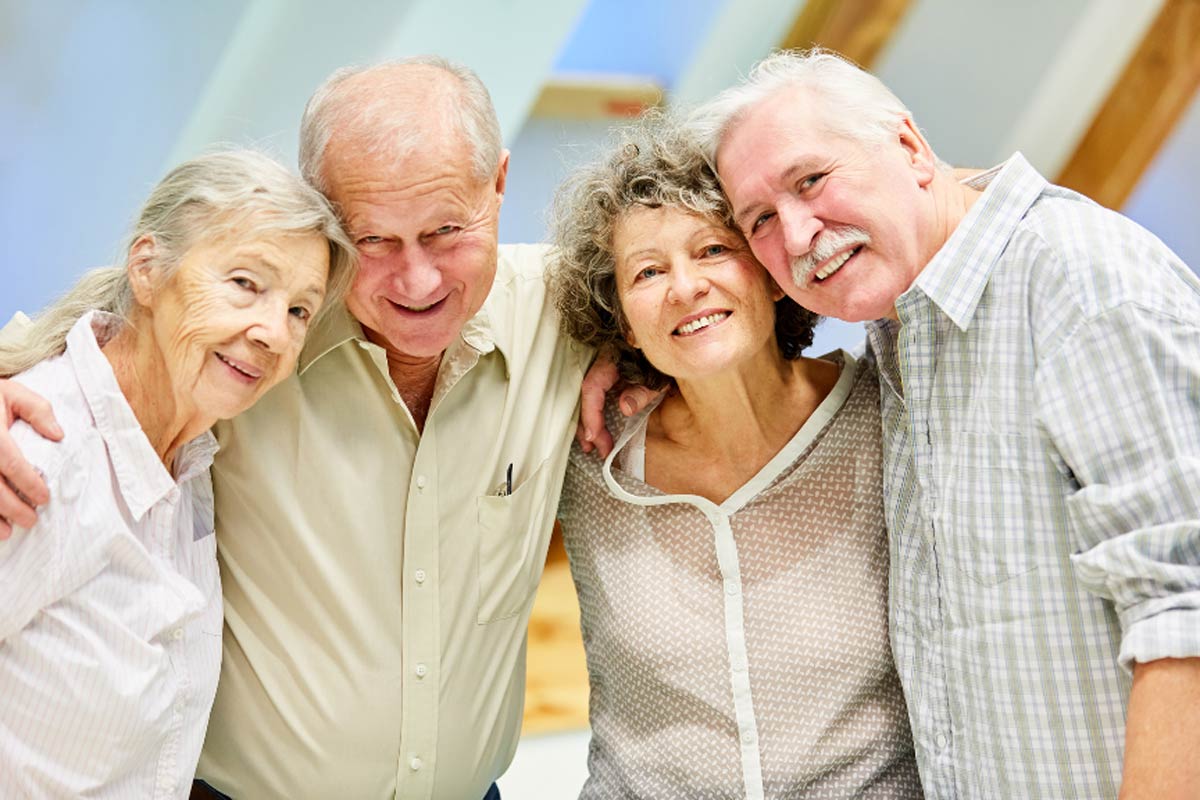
[299,56,503,194]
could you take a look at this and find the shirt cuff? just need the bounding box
[1114,593,1200,671]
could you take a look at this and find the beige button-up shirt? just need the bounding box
[197,244,589,799]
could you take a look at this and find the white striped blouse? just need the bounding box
[0,312,222,799]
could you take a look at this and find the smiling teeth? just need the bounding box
[675,312,729,335]
[815,249,856,281]
[217,353,258,379]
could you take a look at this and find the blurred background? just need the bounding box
[3,0,1198,795]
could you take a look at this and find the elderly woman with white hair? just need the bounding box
[548,119,921,798]
[0,150,354,797]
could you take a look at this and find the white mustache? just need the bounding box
[790,225,871,286]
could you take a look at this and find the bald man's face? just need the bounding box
[325,129,508,361]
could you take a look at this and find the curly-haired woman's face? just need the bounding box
[613,205,783,384]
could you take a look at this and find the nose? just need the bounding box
[665,260,710,304]
[391,244,442,301]
[779,200,823,258]
[249,298,291,353]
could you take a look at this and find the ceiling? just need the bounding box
[3,0,1195,335]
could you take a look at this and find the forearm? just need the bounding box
[1119,657,1200,799]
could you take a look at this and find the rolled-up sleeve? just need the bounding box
[1037,301,1200,670]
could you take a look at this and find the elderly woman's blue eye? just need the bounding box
[637,267,660,280]
[290,306,311,321]
[704,244,727,257]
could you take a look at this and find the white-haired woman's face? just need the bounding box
[138,225,330,425]
[613,205,782,384]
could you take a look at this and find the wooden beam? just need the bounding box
[780,0,914,68]
[530,76,663,121]
[1056,0,1200,209]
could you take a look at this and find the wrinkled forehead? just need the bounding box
[717,86,832,168]
[323,129,476,201]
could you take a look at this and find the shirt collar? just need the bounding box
[297,304,362,374]
[900,152,1047,331]
[67,311,218,521]
[298,298,506,376]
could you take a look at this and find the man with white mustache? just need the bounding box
[580,49,1200,799]
[689,50,1200,800]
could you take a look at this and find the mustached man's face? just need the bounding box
[717,87,937,322]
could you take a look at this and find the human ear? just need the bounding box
[617,314,638,350]
[898,117,937,188]
[126,235,160,307]
[766,275,787,302]
[493,149,511,203]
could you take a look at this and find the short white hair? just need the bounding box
[689,49,929,164]
[298,55,503,193]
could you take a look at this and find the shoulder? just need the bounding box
[1,361,123,591]
[486,243,593,370]
[817,349,880,409]
[993,193,1200,357]
[495,243,552,283]
[1014,193,1200,318]
[9,354,104,488]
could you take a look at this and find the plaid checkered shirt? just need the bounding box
[866,153,1200,798]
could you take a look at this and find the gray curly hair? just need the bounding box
[547,114,818,390]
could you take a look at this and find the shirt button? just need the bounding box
[416,475,427,491]
[414,569,427,584]
[171,628,184,641]
[935,732,949,750]
[415,663,427,678]
[725,582,738,596]
[410,756,423,771]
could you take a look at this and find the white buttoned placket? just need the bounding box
[368,334,488,800]
[602,430,765,800]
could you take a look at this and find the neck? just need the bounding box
[886,169,984,322]
[654,348,838,463]
[102,321,211,472]
[363,328,443,431]
[930,168,983,257]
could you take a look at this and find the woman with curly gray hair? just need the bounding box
[548,118,920,798]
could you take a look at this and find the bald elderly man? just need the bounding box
[0,57,588,799]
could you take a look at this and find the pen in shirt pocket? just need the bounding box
[493,462,514,496]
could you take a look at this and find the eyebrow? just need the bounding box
[619,247,661,271]
[732,157,826,231]
[733,203,765,234]
[238,251,325,302]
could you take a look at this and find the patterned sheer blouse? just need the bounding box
[559,352,921,799]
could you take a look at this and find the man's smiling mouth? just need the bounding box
[390,298,445,313]
[814,246,862,282]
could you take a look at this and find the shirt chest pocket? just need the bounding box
[940,431,1043,587]
[476,457,555,624]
